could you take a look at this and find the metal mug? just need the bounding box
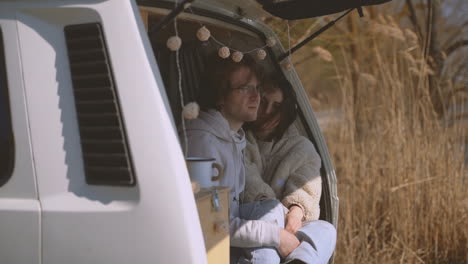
[186,157,224,188]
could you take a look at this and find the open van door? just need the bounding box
[257,0,392,19]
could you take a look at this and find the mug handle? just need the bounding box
[211,163,224,181]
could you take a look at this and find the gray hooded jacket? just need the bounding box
[184,109,280,248]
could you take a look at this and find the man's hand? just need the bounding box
[278,228,300,258]
[285,205,304,234]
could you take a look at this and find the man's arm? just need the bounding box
[186,131,298,253]
[229,216,280,248]
[230,217,300,257]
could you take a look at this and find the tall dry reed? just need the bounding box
[319,16,467,264]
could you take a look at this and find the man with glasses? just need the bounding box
[185,54,301,263]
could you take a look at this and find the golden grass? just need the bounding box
[311,18,467,264]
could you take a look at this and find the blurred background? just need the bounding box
[264,0,467,263]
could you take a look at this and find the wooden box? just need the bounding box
[195,187,230,264]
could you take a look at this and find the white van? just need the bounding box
[0,0,390,263]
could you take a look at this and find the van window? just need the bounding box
[0,27,14,187]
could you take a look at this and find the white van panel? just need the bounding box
[0,9,40,264]
[0,199,40,264]
[12,0,206,263]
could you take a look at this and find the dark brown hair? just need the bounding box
[246,75,298,141]
[197,53,263,111]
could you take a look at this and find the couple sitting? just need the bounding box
[184,54,336,264]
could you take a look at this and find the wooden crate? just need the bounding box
[195,187,230,264]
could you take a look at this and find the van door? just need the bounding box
[0,11,41,264]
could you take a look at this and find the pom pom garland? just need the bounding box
[196,26,211,41]
[182,102,200,120]
[167,36,182,51]
[166,22,280,62]
[232,51,243,62]
[218,47,230,59]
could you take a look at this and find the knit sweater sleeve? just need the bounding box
[243,139,277,203]
[281,164,322,221]
[280,140,322,222]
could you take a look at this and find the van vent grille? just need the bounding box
[64,23,135,186]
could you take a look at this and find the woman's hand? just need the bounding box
[285,205,304,234]
[278,228,300,258]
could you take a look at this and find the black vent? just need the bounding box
[64,23,135,186]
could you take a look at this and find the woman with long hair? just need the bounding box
[239,75,336,264]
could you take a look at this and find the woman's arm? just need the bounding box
[243,134,276,203]
[278,138,323,222]
[243,161,276,203]
[282,162,322,222]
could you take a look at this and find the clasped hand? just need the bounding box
[278,205,304,257]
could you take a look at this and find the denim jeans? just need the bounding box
[231,199,336,264]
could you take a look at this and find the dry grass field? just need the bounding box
[294,15,467,264]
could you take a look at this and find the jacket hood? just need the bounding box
[185,109,246,146]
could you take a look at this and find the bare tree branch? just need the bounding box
[445,39,468,56]
[424,0,432,58]
[405,0,423,40]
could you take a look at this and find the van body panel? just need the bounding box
[0,199,40,264]
[0,9,41,264]
[3,0,206,263]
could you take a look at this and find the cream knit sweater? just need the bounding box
[243,126,322,221]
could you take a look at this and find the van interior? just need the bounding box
[138,4,331,222]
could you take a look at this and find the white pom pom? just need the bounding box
[196,26,211,41]
[218,46,230,59]
[266,37,276,47]
[167,36,182,51]
[232,51,243,62]
[256,49,267,60]
[182,102,200,120]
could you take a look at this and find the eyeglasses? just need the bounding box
[232,85,263,95]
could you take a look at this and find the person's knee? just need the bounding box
[298,220,336,248]
[316,220,337,248]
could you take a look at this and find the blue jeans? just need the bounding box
[231,199,336,264]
